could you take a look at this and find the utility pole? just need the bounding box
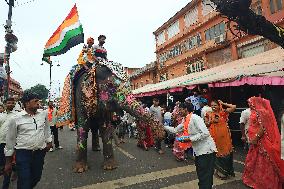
[49,62,52,101]
[4,0,17,99]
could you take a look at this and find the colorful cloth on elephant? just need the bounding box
[57,65,81,127]
[98,60,128,81]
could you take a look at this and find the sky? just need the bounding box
[0,0,189,98]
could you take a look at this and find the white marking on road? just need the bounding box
[234,160,245,165]
[73,165,196,189]
[160,172,242,189]
[115,146,136,159]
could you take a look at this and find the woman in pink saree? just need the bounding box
[242,97,284,189]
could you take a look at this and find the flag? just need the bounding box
[43,4,84,58]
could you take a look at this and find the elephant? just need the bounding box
[70,62,165,173]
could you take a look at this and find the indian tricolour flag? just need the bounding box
[43,4,84,59]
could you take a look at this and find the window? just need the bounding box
[270,0,283,14]
[239,41,265,58]
[157,31,165,46]
[205,22,225,41]
[185,34,202,51]
[186,59,205,74]
[277,0,283,10]
[184,6,198,27]
[202,0,216,16]
[158,34,201,63]
[160,73,168,82]
[167,21,180,39]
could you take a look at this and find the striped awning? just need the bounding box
[133,47,284,96]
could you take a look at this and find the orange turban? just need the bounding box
[87,37,94,44]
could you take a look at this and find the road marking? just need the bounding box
[234,160,245,165]
[73,165,196,189]
[160,172,242,189]
[115,146,136,159]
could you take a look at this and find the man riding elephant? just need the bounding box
[57,35,165,173]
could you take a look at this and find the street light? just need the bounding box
[4,0,17,99]
[40,60,60,100]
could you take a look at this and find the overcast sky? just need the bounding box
[0,0,189,97]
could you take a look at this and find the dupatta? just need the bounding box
[248,97,284,180]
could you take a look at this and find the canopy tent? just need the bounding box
[133,47,284,97]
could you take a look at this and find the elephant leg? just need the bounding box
[100,123,118,170]
[73,121,89,173]
[136,122,148,151]
[91,127,101,151]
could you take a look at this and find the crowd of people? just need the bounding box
[114,88,284,189]
[0,34,282,189]
[0,87,282,189]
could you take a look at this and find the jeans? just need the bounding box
[16,149,46,189]
[50,126,59,148]
[0,143,11,189]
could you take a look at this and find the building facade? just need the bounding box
[148,0,283,84]
[129,62,158,90]
[9,78,23,96]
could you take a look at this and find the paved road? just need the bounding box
[5,128,250,189]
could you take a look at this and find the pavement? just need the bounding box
[3,128,250,189]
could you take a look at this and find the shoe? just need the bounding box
[56,146,63,150]
[49,148,54,152]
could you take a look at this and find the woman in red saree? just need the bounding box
[205,100,236,179]
[242,97,284,189]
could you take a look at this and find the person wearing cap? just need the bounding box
[4,90,52,189]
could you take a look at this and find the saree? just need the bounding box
[208,110,234,176]
[243,97,284,189]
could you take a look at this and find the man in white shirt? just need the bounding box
[199,98,212,120]
[4,90,52,189]
[0,97,16,189]
[164,102,217,189]
[239,108,251,148]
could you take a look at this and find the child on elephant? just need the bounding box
[77,37,96,70]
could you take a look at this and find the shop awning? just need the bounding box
[133,47,284,97]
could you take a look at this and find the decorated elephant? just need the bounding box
[57,61,165,173]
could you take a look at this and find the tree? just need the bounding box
[211,0,284,48]
[28,84,49,100]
